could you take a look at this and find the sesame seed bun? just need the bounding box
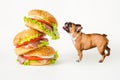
[28,9,57,26]
[27,59,51,66]
[13,29,45,46]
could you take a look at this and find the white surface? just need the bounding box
[0,0,120,80]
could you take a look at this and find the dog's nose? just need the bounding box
[63,26,66,29]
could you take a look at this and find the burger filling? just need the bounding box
[16,35,49,48]
[24,16,60,40]
[17,52,59,65]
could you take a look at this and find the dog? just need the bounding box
[63,22,110,63]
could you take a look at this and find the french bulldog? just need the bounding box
[63,22,110,63]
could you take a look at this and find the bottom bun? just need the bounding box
[28,60,51,66]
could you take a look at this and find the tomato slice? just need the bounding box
[31,18,52,28]
[22,56,46,60]
[16,36,43,48]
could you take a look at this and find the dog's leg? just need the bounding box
[99,53,106,63]
[97,47,106,63]
[76,50,83,62]
[105,46,110,56]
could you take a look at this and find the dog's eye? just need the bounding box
[68,23,72,27]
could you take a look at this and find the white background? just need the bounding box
[0,0,120,80]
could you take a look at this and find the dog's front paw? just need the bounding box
[99,60,103,63]
[76,60,80,62]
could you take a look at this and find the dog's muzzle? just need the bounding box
[63,26,69,33]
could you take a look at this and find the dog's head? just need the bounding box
[63,22,83,34]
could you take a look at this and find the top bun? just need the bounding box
[28,9,58,27]
[13,29,45,46]
[24,46,56,56]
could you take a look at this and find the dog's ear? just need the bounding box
[75,24,83,33]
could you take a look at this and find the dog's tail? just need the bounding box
[102,34,107,37]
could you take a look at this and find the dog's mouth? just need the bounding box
[63,26,69,33]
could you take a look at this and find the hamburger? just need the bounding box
[24,9,60,40]
[13,29,49,55]
[17,46,58,66]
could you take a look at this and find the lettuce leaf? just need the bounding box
[23,60,38,66]
[18,33,41,45]
[50,59,56,64]
[50,52,59,64]
[38,41,49,47]
[24,16,60,40]
[51,23,60,40]
[23,61,30,66]
[54,51,59,59]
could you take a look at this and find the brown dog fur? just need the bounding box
[63,22,110,63]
